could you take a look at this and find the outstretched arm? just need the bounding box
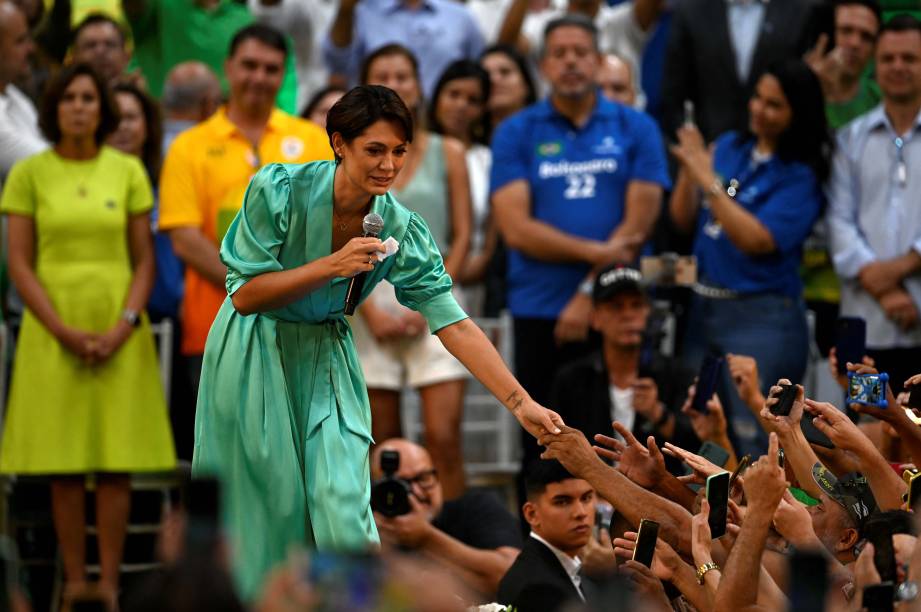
[437,319,563,438]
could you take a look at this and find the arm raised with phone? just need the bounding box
[716,433,788,612]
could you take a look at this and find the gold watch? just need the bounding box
[696,561,720,585]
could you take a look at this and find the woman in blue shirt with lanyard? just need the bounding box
[669,58,831,455]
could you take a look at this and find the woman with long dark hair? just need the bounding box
[428,60,494,309]
[670,58,832,455]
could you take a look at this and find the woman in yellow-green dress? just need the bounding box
[0,64,175,601]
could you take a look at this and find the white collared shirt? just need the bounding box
[725,0,768,82]
[530,532,585,601]
[0,84,47,180]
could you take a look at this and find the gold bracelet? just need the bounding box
[696,561,720,585]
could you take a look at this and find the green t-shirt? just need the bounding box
[127,0,296,113]
[825,77,881,131]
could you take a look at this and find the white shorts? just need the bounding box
[351,282,468,390]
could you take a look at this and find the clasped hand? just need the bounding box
[57,321,133,366]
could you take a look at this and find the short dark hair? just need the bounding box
[524,459,577,500]
[227,23,288,60]
[326,85,414,162]
[360,43,420,87]
[301,85,347,120]
[835,0,882,27]
[72,12,125,45]
[112,79,163,179]
[39,63,120,145]
[880,13,921,38]
[543,14,599,55]
[480,43,538,108]
[428,59,491,145]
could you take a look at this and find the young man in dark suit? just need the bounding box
[497,460,596,611]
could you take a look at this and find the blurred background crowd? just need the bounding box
[2,0,921,609]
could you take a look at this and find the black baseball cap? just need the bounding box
[592,264,645,303]
[812,465,877,531]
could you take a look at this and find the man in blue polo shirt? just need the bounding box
[491,13,670,472]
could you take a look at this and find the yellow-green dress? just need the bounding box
[0,147,176,473]
[192,160,467,599]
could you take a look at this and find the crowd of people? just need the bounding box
[1,0,921,609]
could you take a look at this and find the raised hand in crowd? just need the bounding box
[761,380,824,500]
[805,398,907,510]
[541,426,693,554]
[595,423,699,512]
[613,531,711,611]
[617,560,672,612]
[771,490,822,552]
[716,433,788,611]
[595,422,668,489]
[690,498,720,600]
[828,347,875,391]
[662,442,724,486]
[580,524,617,579]
[844,362,921,469]
[679,384,738,471]
[727,353,765,415]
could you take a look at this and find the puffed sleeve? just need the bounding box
[0,157,36,216]
[387,212,468,333]
[221,163,291,296]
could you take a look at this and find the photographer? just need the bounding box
[370,439,521,599]
[549,264,698,475]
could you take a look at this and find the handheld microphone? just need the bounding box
[344,212,384,316]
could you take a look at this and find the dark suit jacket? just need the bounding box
[497,537,583,612]
[662,0,815,141]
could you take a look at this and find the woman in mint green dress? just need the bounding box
[192,85,565,598]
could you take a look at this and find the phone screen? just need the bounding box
[835,317,866,375]
[908,386,921,409]
[632,519,660,567]
[706,472,730,539]
[693,354,724,414]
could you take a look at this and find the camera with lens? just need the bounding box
[370,450,411,517]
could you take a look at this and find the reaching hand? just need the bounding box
[803,398,872,454]
[662,442,725,485]
[618,560,672,611]
[760,379,805,437]
[772,490,817,546]
[828,347,875,391]
[680,384,728,442]
[741,433,788,516]
[540,426,605,480]
[612,531,682,583]
[726,353,764,411]
[690,498,714,568]
[580,526,617,578]
[844,361,901,423]
[593,422,667,489]
[513,396,565,440]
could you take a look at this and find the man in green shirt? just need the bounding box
[122,0,296,111]
[806,0,882,129]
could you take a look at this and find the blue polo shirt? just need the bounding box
[695,132,823,297]
[490,96,670,319]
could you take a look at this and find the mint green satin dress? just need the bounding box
[192,161,467,598]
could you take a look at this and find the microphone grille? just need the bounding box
[362,213,384,236]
